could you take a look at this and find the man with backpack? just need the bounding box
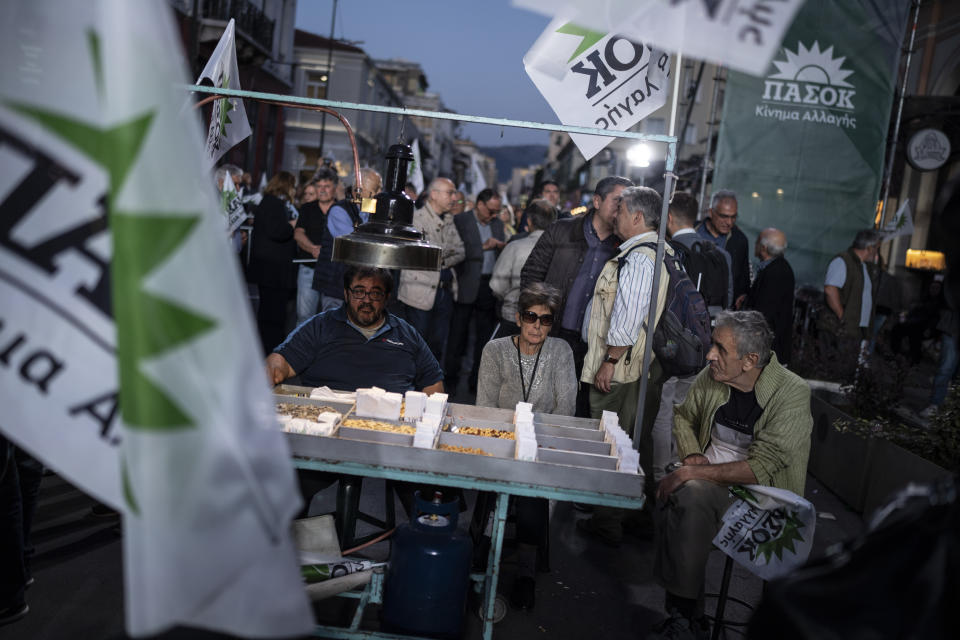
[668,193,732,315]
[696,189,751,307]
[650,193,733,485]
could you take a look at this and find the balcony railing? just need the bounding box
[203,0,274,53]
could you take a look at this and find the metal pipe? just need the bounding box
[698,65,725,220]
[186,84,679,144]
[879,0,922,228]
[193,92,362,199]
[633,51,683,449]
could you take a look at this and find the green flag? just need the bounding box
[712,0,910,286]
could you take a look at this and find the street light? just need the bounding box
[627,142,651,167]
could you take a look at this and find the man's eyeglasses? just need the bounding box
[713,211,738,221]
[348,287,386,301]
[520,310,554,326]
[433,189,457,196]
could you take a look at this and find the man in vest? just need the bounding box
[576,186,670,546]
[295,169,338,324]
[311,168,382,313]
[822,229,882,362]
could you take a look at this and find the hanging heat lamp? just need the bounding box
[333,144,441,271]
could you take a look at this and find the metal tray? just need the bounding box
[437,432,515,459]
[534,423,606,442]
[537,433,612,456]
[447,402,515,424]
[536,447,619,471]
[273,395,354,418]
[338,415,414,447]
[273,384,317,397]
[533,412,602,430]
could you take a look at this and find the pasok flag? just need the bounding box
[0,1,313,637]
[197,18,253,167]
[515,0,806,77]
[523,17,671,160]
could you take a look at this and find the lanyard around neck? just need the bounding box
[515,336,543,403]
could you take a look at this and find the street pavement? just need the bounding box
[2,462,863,640]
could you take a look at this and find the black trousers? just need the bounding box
[257,285,292,355]
[556,327,592,418]
[445,276,497,390]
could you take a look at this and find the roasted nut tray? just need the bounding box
[274,389,634,475]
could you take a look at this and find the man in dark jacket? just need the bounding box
[745,228,795,366]
[521,175,632,416]
[696,189,751,306]
[445,189,506,393]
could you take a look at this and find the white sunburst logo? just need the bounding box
[761,41,856,111]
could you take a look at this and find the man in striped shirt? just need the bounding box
[576,187,670,545]
[580,186,668,432]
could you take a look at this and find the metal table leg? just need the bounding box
[480,492,509,640]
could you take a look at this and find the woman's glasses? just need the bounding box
[520,310,554,326]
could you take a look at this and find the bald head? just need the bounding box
[756,227,787,260]
[427,177,457,213]
[360,168,382,198]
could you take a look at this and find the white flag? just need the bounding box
[220,171,248,234]
[470,153,488,196]
[514,0,806,77]
[713,484,815,581]
[0,2,313,637]
[524,17,671,160]
[409,138,425,195]
[197,18,252,166]
[883,199,914,239]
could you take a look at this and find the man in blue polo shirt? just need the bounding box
[266,266,445,522]
[266,266,444,394]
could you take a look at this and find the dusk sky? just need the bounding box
[295,0,558,148]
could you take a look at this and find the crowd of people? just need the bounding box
[0,156,948,632]
[72,160,935,639]
[0,161,924,638]
[241,163,825,636]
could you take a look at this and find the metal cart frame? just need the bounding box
[287,426,646,640]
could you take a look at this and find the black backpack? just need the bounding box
[669,238,729,308]
[618,242,712,377]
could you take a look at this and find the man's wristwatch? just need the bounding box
[603,354,619,364]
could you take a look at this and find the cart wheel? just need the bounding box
[478,595,508,624]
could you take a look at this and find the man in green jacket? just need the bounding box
[649,310,812,640]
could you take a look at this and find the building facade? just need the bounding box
[375,59,460,184]
[281,30,416,185]
[171,0,297,182]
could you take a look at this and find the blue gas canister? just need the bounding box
[382,491,473,638]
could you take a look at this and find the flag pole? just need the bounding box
[317,0,339,167]
[878,0,922,228]
[698,64,725,221]
[633,51,683,451]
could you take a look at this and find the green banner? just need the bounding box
[713,0,910,286]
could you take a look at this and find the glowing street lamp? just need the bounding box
[627,142,651,167]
